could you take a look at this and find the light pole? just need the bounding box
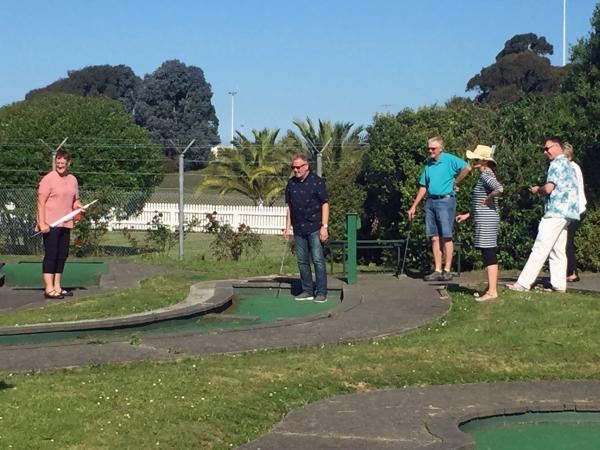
[562,0,567,66]
[228,90,238,145]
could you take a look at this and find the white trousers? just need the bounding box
[517,217,569,291]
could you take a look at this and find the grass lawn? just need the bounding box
[1,285,600,449]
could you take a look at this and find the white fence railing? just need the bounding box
[107,203,287,235]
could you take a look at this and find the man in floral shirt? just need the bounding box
[507,137,579,292]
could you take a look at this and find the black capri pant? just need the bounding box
[42,227,71,274]
[478,247,498,267]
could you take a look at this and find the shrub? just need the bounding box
[204,212,262,261]
[575,207,600,271]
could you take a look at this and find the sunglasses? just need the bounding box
[291,163,307,170]
[428,147,440,151]
[542,144,556,152]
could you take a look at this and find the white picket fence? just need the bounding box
[107,203,287,235]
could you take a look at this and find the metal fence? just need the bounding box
[0,188,286,255]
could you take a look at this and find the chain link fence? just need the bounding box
[0,188,287,256]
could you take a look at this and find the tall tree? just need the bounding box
[564,3,600,204]
[467,33,568,104]
[196,128,289,206]
[0,93,163,190]
[287,117,365,176]
[134,60,220,170]
[26,65,141,114]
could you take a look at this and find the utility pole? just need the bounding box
[228,90,238,145]
[563,0,567,66]
[178,139,195,260]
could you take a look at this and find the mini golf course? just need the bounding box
[0,261,108,288]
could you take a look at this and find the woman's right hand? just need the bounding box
[40,224,50,234]
[456,213,470,223]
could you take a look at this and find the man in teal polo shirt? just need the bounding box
[408,136,471,281]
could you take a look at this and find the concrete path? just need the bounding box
[0,273,450,372]
[239,381,600,450]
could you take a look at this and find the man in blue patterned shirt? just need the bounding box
[507,137,579,293]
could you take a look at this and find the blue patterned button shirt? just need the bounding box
[544,154,579,220]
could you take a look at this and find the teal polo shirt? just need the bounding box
[418,152,468,195]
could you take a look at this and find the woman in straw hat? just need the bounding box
[456,145,504,301]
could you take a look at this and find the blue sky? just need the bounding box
[1,0,598,143]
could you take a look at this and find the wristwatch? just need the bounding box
[322,224,328,228]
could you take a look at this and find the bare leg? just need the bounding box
[486,264,499,296]
[43,273,55,294]
[443,238,454,272]
[431,236,442,271]
[53,273,62,293]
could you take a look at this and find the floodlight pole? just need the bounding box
[228,90,238,145]
[563,0,567,66]
[178,139,195,260]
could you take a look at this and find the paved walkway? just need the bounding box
[240,381,600,450]
[0,272,450,372]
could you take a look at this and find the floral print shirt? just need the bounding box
[544,154,580,220]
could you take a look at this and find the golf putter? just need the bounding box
[398,219,413,278]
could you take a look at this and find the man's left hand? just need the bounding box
[319,227,328,242]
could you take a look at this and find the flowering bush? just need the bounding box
[122,212,199,254]
[204,212,262,261]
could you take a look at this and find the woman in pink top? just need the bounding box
[36,149,83,299]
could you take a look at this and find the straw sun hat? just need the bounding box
[465,144,496,164]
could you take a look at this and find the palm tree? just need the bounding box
[288,117,366,175]
[196,128,290,206]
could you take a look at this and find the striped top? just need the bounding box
[471,170,503,248]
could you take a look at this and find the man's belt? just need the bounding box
[428,194,455,199]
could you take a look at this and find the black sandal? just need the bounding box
[567,276,580,283]
[44,290,64,299]
[60,289,74,297]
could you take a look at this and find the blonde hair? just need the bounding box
[563,142,574,161]
[428,136,444,148]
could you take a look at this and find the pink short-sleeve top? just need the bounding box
[38,171,80,228]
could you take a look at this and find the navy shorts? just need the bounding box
[425,196,456,238]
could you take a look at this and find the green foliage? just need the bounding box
[467,33,568,104]
[0,190,41,255]
[363,93,580,270]
[134,60,220,169]
[326,157,367,240]
[287,117,366,177]
[197,128,290,206]
[0,93,164,193]
[204,212,262,261]
[25,64,141,113]
[575,208,600,271]
[71,191,112,257]
[122,212,199,254]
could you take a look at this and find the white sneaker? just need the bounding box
[294,292,314,301]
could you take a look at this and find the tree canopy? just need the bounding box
[196,128,289,206]
[134,60,220,170]
[0,93,163,191]
[26,65,141,114]
[467,33,568,104]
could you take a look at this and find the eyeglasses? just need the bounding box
[291,163,307,170]
[428,147,440,151]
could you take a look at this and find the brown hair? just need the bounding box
[55,149,71,161]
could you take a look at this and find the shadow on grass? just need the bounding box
[0,380,14,390]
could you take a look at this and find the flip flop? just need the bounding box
[60,289,74,297]
[475,293,498,302]
[44,290,64,299]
